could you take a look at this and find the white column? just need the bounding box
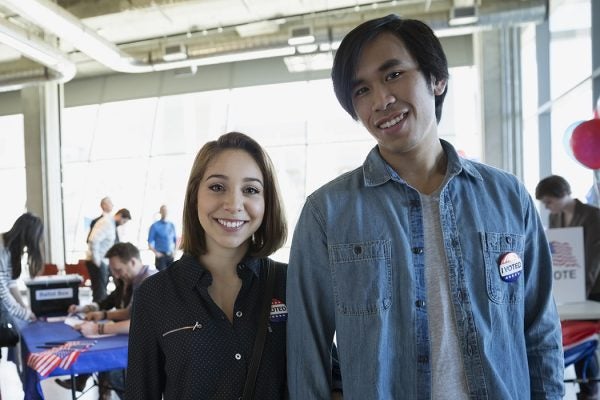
[21,83,65,270]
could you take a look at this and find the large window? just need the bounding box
[0,114,26,232]
[548,0,594,200]
[62,71,481,264]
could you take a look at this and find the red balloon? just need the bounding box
[570,119,600,169]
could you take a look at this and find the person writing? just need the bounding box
[57,242,157,399]
[536,174,600,400]
[286,14,564,399]
[125,132,289,399]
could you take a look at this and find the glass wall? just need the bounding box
[548,0,594,200]
[0,114,26,232]
[61,69,480,265]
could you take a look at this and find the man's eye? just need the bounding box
[354,87,368,97]
[385,71,401,81]
[208,184,224,192]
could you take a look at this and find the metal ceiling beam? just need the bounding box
[0,16,75,92]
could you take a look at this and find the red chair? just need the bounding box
[563,320,600,385]
[64,260,91,287]
[40,263,58,276]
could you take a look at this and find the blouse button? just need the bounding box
[235,311,243,318]
[235,353,242,360]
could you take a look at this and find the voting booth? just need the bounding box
[25,274,83,317]
[547,227,586,305]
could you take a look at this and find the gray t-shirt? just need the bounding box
[420,189,470,399]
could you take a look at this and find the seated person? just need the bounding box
[55,242,157,399]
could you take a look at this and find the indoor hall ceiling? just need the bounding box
[0,0,547,91]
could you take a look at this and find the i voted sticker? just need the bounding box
[270,299,288,323]
[498,252,523,282]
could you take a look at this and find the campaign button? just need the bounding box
[270,298,288,323]
[498,252,523,282]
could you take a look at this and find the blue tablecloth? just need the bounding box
[20,320,128,400]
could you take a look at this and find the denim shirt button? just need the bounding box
[505,236,512,243]
[418,355,428,363]
[467,345,473,356]
[452,238,459,247]
[415,300,426,308]
[353,245,363,255]
[412,247,423,254]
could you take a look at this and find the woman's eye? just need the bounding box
[385,71,401,81]
[208,183,224,192]
[244,186,261,195]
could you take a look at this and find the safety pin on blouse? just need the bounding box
[162,321,202,337]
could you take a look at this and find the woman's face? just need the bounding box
[196,149,265,255]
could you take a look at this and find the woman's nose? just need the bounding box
[224,192,243,212]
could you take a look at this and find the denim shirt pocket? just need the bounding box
[480,232,525,304]
[329,240,392,315]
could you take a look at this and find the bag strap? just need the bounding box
[242,259,277,400]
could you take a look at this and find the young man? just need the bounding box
[147,205,177,271]
[287,14,564,399]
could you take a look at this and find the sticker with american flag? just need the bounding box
[27,341,94,377]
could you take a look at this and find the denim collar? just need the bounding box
[362,139,483,187]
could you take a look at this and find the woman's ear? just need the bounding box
[433,78,447,96]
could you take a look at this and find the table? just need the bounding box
[20,320,128,400]
[557,300,600,321]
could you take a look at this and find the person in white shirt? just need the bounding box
[86,208,131,302]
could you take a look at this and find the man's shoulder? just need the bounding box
[309,165,365,198]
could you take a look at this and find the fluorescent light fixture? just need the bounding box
[163,44,187,62]
[284,52,333,73]
[288,26,315,46]
[296,44,318,54]
[153,46,296,71]
[235,20,281,37]
[449,6,479,26]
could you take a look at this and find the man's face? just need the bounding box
[160,206,168,219]
[108,257,134,282]
[115,215,130,226]
[351,33,446,160]
[540,195,569,215]
[101,198,113,213]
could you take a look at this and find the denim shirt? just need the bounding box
[287,140,564,400]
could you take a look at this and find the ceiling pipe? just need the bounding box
[0,17,76,91]
[0,0,296,74]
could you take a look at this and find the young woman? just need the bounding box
[125,132,288,399]
[0,212,44,368]
[0,212,44,326]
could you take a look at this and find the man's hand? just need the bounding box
[75,321,99,337]
[85,311,104,321]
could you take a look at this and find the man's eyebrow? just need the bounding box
[351,58,403,89]
[378,58,402,72]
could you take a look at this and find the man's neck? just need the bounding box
[382,140,447,195]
